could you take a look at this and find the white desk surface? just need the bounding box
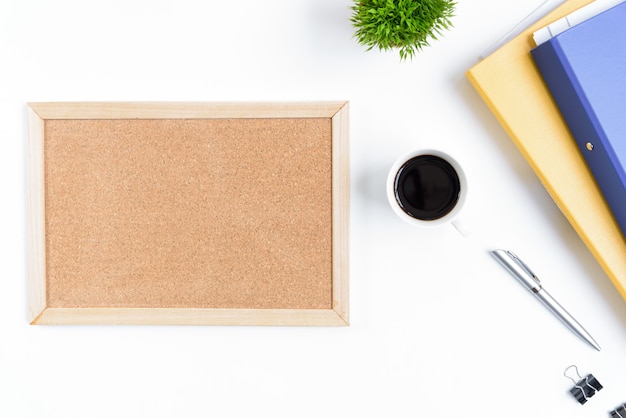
[2,0,625,417]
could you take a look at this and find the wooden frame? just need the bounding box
[27,102,349,326]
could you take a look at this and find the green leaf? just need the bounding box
[350,0,457,60]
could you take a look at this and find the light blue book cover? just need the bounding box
[531,1,626,237]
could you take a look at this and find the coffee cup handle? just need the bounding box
[451,217,472,238]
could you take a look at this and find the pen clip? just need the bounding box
[505,250,541,285]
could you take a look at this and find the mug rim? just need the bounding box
[386,149,467,227]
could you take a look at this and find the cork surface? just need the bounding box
[44,118,333,309]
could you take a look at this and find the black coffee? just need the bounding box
[394,155,461,221]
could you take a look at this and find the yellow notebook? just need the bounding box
[466,0,626,300]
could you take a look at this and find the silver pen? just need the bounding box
[490,249,601,351]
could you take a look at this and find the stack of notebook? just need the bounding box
[531,0,626,239]
[466,0,626,300]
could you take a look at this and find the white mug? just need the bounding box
[386,149,467,228]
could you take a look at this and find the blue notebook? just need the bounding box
[531,1,626,237]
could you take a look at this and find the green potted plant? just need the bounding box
[351,0,456,60]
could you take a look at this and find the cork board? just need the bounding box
[27,102,349,325]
